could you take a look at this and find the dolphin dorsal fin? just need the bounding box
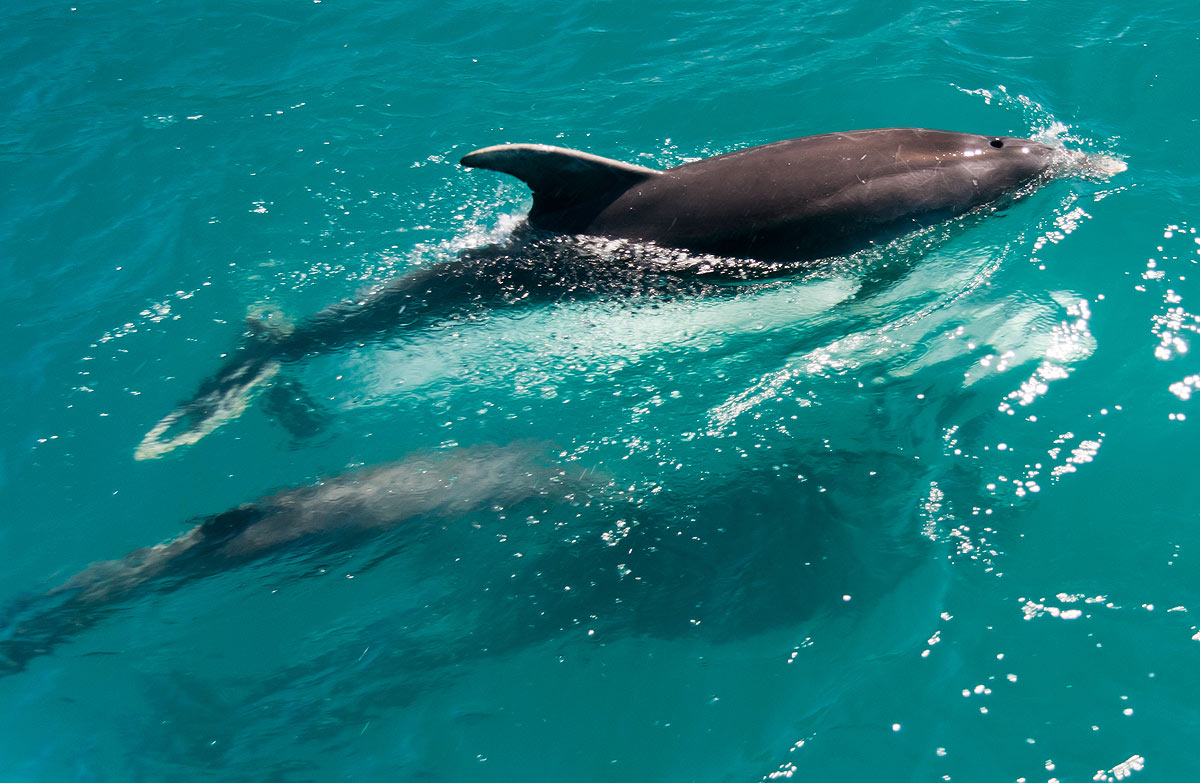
[460,144,659,230]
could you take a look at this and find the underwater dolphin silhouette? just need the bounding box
[136,128,1058,459]
[0,443,590,675]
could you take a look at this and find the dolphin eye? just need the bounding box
[989,139,1004,149]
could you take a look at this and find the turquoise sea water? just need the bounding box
[2,0,1199,779]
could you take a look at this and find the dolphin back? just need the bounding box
[462,129,1058,262]
[460,144,660,232]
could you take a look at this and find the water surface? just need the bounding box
[1,0,1197,780]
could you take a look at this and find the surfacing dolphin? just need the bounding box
[460,128,1058,262]
[137,128,1062,459]
[0,443,592,675]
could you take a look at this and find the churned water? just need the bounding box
[1,0,1197,779]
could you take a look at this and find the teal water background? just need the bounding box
[2,0,1199,779]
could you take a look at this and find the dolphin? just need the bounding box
[136,128,1059,459]
[134,236,724,459]
[0,443,592,674]
[460,128,1057,263]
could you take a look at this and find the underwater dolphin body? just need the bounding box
[134,236,720,459]
[0,443,590,674]
[137,128,1058,459]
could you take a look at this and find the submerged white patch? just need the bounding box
[134,360,280,460]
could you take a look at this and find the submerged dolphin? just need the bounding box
[460,128,1057,262]
[134,236,721,459]
[137,128,1059,459]
[0,443,590,674]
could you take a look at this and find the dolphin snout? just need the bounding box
[1007,137,1055,161]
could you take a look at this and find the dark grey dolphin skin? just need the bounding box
[461,128,1056,262]
[0,443,590,674]
[137,128,1056,459]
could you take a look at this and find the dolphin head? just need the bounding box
[949,133,1057,200]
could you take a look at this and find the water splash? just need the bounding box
[956,83,1129,180]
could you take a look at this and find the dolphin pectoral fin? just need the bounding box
[134,359,280,460]
[460,143,659,230]
[262,376,330,443]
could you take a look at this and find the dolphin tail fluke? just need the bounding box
[0,515,241,675]
[0,591,87,677]
[134,356,280,460]
[0,599,40,676]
